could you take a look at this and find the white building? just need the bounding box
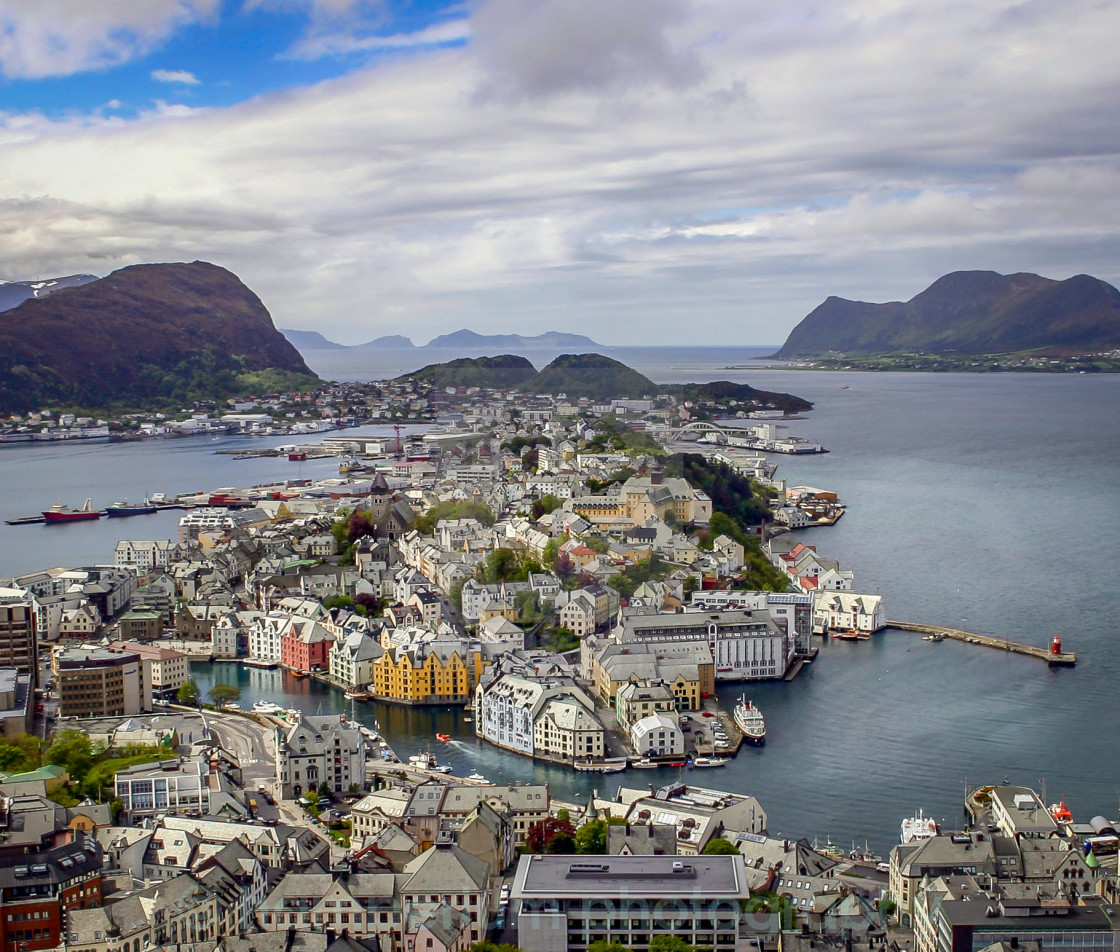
[275,713,368,798]
[115,540,175,573]
[114,760,209,817]
[618,609,795,682]
[813,592,885,633]
[630,713,684,758]
[247,612,289,664]
[329,630,382,689]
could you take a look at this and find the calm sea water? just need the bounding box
[4,352,1119,856]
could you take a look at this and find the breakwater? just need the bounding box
[887,621,1076,666]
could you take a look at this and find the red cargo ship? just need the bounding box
[42,498,101,522]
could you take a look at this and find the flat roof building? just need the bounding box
[511,853,752,952]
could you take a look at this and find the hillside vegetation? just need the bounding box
[0,261,318,413]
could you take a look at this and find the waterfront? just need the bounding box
[5,361,1120,857]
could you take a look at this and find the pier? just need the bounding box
[888,621,1076,666]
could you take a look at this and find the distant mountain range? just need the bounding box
[280,327,601,352]
[0,262,317,413]
[0,273,99,312]
[777,270,1120,357]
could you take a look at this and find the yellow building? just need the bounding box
[370,641,489,705]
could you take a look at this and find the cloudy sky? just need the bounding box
[1,0,1118,345]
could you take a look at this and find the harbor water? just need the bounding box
[3,355,1119,857]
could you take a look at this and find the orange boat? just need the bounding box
[436,733,451,742]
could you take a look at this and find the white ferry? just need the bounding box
[733,696,767,746]
[900,809,938,843]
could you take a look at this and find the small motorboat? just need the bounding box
[436,733,451,742]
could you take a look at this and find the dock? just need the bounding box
[888,621,1076,666]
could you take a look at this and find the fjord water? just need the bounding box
[4,358,1119,854]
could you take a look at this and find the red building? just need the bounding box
[0,841,102,952]
[279,618,334,673]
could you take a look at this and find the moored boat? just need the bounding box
[574,758,629,773]
[344,689,370,701]
[408,752,437,769]
[691,756,729,768]
[900,809,939,843]
[465,772,490,784]
[630,758,659,769]
[733,696,767,746]
[105,499,157,517]
[42,498,100,522]
[242,658,278,670]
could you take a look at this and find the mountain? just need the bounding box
[0,273,99,312]
[521,353,656,399]
[776,271,1120,357]
[670,380,813,414]
[355,335,415,350]
[0,261,318,413]
[406,354,538,388]
[280,328,347,350]
[424,329,600,350]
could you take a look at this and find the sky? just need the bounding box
[1,0,1119,346]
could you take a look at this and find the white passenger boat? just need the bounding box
[733,696,766,746]
[900,809,938,843]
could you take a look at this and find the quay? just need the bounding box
[888,620,1076,666]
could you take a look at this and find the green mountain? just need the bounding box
[776,271,1120,357]
[405,354,538,388]
[520,353,656,399]
[0,261,318,413]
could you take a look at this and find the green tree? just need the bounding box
[701,837,740,855]
[585,536,609,555]
[650,937,696,952]
[574,818,607,854]
[449,578,466,612]
[542,538,559,566]
[0,734,41,773]
[588,942,630,952]
[207,684,241,709]
[45,730,93,778]
[177,679,201,706]
[546,832,576,854]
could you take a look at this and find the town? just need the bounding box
[2,380,1109,952]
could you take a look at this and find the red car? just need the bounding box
[701,711,716,717]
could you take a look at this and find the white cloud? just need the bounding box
[0,0,221,79]
[151,68,201,85]
[286,17,471,60]
[1,0,1119,344]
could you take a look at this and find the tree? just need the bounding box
[526,816,575,853]
[574,818,613,854]
[207,684,241,709]
[585,536,609,555]
[701,837,740,855]
[546,832,576,854]
[588,942,630,952]
[45,730,93,777]
[354,592,382,616]
[650,937,696,952]
[177,679,201,706]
